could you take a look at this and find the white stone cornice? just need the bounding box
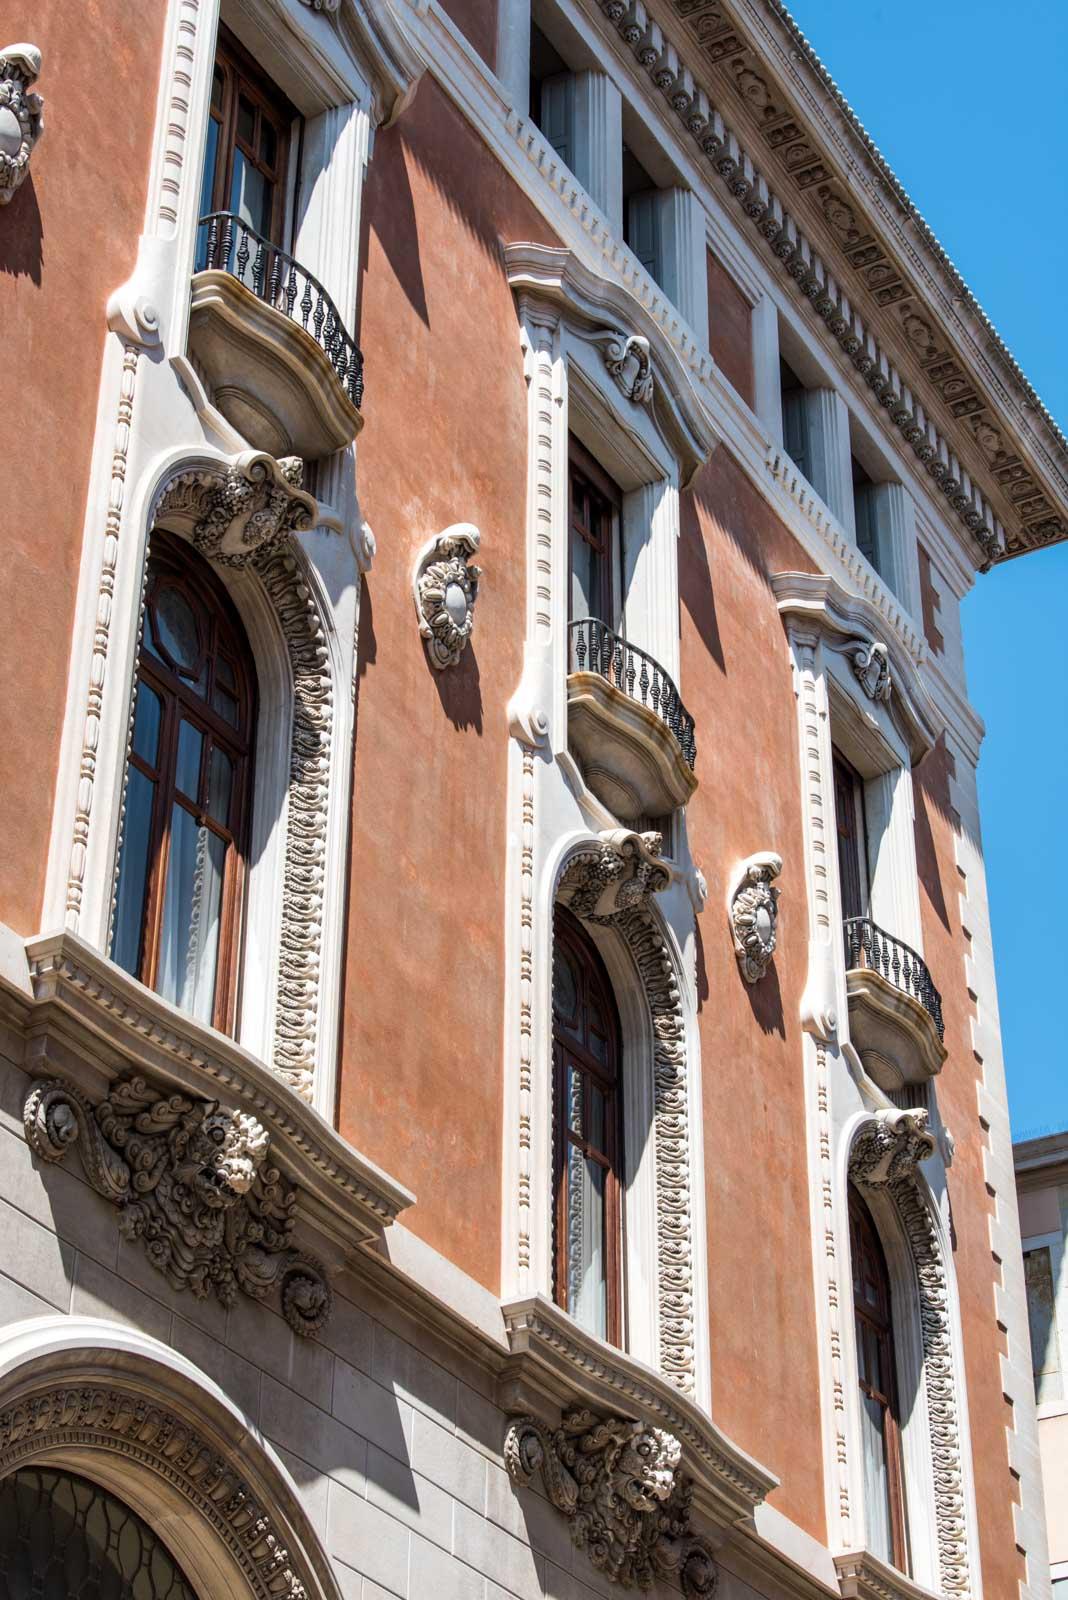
[337,0,427,124]
[771,571,941,764]
[834,1550,942,1600]
[504,241,719,484]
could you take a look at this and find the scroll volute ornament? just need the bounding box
[0,44,42,203]
[505,1408,718,1597]
[413,523,481,669]
[727,852,782,983]
[25,1074,333,1336]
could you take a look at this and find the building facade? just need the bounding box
[1016,1133,1068,1595]
[0,2,1062,1598]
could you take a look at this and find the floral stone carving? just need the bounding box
[558,830,671,921]
[0,44,43,204]
[591,329,654,405]
[728,852,782,983]
[505,1408,717,1596]
[413,523,481,669]
[154,452,318,568]
[25,1075,332,1336]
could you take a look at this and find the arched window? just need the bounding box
[552,906,623,1344]
[850,1185,909,1572]
[112,532,255,1034]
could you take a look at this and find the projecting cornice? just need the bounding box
[590,0,1068,567]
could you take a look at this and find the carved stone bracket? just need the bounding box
[413,523,481,669]
[25,1075,333,1336]
[154,451,318,567]
[558,830,671,921]
[848,1109,935,1188]
[727,851,782,983]
[0,44,43,204]
[590,329,654,404]
[845,638,892,702]
[505,1408,718,1597]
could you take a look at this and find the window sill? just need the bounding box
[16,929,414,1242]
[834,1550,941,1600]
[497,1293,777,1529]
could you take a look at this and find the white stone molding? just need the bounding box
[0,1316,341,1600]
[412,523,482,669]
[495,0,531,116]
[834,1549,942,1600]
[24,1073,333,1336]
[802,387,854,533]
[0,43,42,203]
[504,1407,719,1595]
[727,851,782,984]
[572,71,623,236]
[847,1114,972,1597]
[152,451,318,566]
[658,188,709,354]
[590,328,654,405]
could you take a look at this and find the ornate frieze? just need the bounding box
[590,329,654,404]
[153,452,318,567]
[848,1108,935,1188]
[558,830,671,920]
[413,523,482,669]
[505,1408,718,1596]
[25,1074,332,1336]
[0,44,43,204]
[727,851,781,982]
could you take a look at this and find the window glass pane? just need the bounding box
[157,807,227,1025]
[198,114,220,228]
[210,63,225,113]
[565,1142,606,1340]
[553,948,578,1026]
[230,150,271,238]
[111,768,156,978]
[260,117,278,170]
[175,721,203,802]
[207,746,233,827]
[1026,1247,1063,1403]
[570,531,598,623]
[236,94,256,148]
[151,585,201,677]
[859,1391,894,1566]
[212,685,239,728]
[586,1081,606,1152]
[132,682,161,767]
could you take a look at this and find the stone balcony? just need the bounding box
[566,619,698,824]
[844,917,946,1092]
[188,212,364,461]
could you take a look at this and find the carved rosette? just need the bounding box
[848,1108,935,1188]
[0,44,43,204]
[727,852,782,983]
[505,1409,717,1596]
[413,523,482,669]
[558,830,671,921]
[154,452,318,567]
[591,329,654,404]
[25,1075,332,1336]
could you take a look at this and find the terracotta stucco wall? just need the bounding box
[438,0,497,71]
[340,79,557,1292]
[0,2,165,935]
[680,448,825,1541]
[706,250,754,410]
[914,739,1025,1596]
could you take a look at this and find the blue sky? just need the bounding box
[783,0,1068,1137]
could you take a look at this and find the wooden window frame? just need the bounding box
[202,23,295,245]
[568,436,623,628]
[552,905,624,1346]
[120,532,256,1036]
[849,1187,910,1573]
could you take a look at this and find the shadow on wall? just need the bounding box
[913,736,954,935]
[364,118,430,330]
[695,914,786,1037]
[432,645,483,734]
[679,489,726,675]
[0,179,43,282]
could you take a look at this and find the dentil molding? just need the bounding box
[0,44,43,204]
[25,1074,333,1336]
[413,523,482,669]
[153,451,318,566]
[727,851,782,983]
[505,1407,719,1596]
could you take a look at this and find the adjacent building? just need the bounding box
[0,2,1063,1598]
[1017,1133,1068,1595]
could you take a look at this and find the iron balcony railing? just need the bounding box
[196,212,364,408]
[568,618,697,770]
[844,916,944,1040]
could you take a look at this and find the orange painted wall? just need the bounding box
[438,0,498,72]
[0,2,165,936]
[914,740,1024,1597]
[339,79,557,1292]
[680,448,825,1540]
[706,249,754,410]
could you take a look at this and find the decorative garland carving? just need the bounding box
[413,523,481,669]
[850,1112,969,1595]
[727,851,782,983]
[0,1384,313,1600]
[253,547,334,1103]
[0,44,43,203]
[590,329,654,404]
[505,1409,717,1597]
[561,842,696,1392]
[25,1075,332,1337]
[153,452,317,567]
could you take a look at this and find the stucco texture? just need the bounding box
[680,447,825,1541]
[340,79,558,1292]
[0,1,165,935]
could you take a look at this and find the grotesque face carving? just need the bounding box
[172,1105,270,1208]
[615,1425,683,1512]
